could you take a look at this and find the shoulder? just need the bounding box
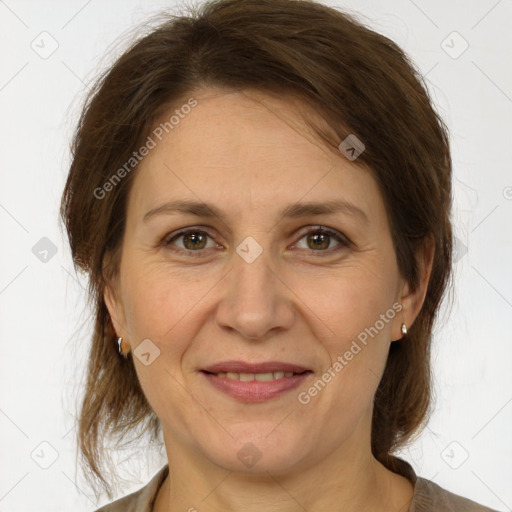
[411,477,501,512]
[93,465,169,512]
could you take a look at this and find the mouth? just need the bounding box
[200,361,313,402]
[201,370,309,381]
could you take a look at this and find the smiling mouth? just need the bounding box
[200,369,313,402]
[201,370,311,381]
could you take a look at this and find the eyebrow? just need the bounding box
[143,198,368,224]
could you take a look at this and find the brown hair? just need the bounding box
[60,0,453,498]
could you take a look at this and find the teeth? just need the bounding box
[254,373,272,382]
[214,371,297,380]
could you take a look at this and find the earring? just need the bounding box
[117,337,130,358]
[401,323,408,336]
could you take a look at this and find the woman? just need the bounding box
[60,0,500,510]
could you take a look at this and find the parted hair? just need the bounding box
[60,0,453,498]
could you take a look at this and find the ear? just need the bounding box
[102,252,128,340]
[104,281,127,339]
[395,234,435,340]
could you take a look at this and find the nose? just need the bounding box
[214,245,295,341]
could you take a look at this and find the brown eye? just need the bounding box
[306,232,331,250]
[162,225,349,257]
[181,232,208,250]
[164,229,215,253]
[295,227,348,254]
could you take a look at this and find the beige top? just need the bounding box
[94,459,501,512]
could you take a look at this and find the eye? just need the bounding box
[162,228,218,255]
[293,226,349,255]
[161,225,350,256]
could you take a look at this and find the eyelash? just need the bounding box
[161,225,350,257]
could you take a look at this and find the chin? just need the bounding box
[198,428,313,474]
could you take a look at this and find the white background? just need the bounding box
[0,0,511,511]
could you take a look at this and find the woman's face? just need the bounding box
[105,87,429,475]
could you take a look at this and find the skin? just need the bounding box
[105,86,434,512]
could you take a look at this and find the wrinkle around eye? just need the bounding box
[158,224,355,259]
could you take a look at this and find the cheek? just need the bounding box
[118,262,216,410]
[301,263,396,344]
[297,274,396,437]
[299,263,396,392]
[121,261,207,342]
[120,264,204,428]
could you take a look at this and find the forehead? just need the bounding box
[126,87,384,226]
[151,88,336,168]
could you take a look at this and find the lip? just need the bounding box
[201,371,312,402]
[201,360,311,374]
